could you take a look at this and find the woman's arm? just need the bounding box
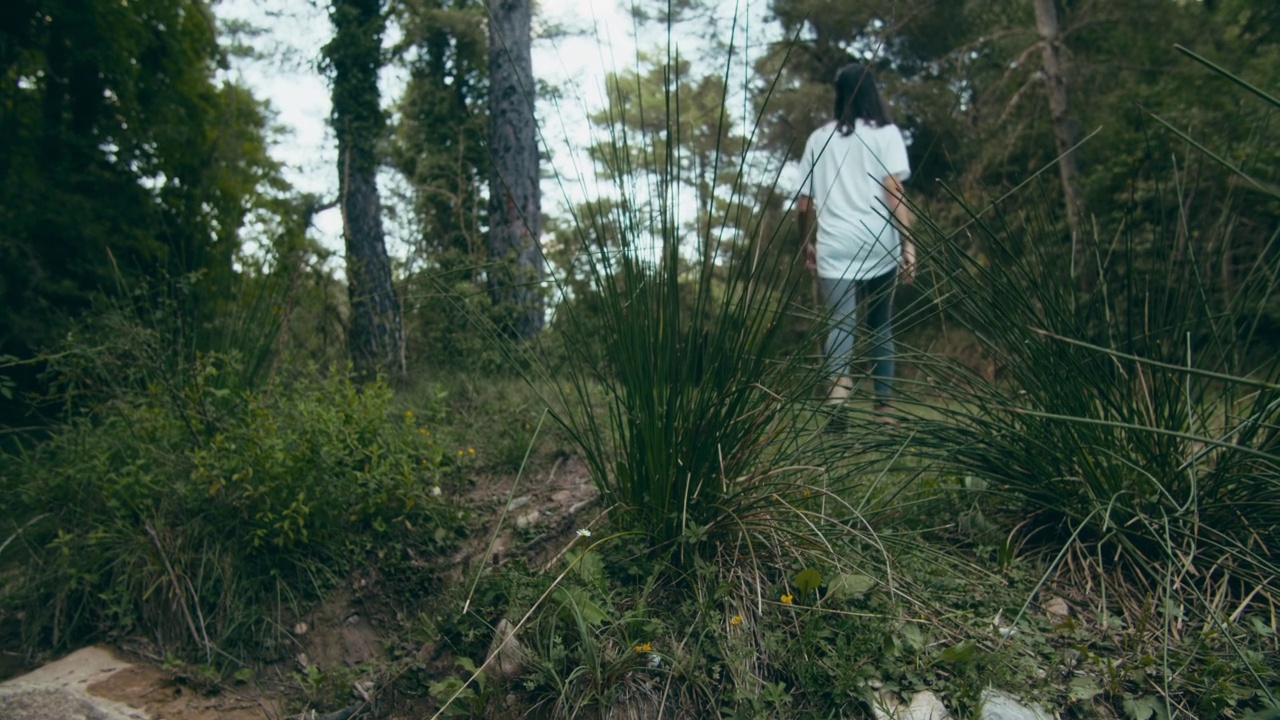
[884,175,914,284]
[797,195,817,275]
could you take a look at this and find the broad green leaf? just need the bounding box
[1069,676,1103,701]
[827,573,877,600]
[794,568,822,594]
[900,623,926,652]
[936,640,977,664]
[1121,694,1163,720]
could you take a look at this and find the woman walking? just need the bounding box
[797,63,914,415]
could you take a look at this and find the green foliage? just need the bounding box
[401,271,534,374]
[428,657,491,718]
[842,55,1280,711]
[390,0,489,272]
[0,350,454,658]
[323,0,387,177]
[526,40,844,561]
[544,200,831,559]
[0,0,293,412]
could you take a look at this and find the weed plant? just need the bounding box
[522,48,859,568]
[0,334,459,663]
[841,52,1280,712]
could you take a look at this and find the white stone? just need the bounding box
[981,688,1054,720]
[871,690,950,720]
[904,691,951,720]
[487,619,526,680]
[514,509,540,529]
[0,646,148,720]
[1043,597,1070,624]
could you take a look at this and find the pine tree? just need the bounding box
[486,0,542,338]
[325,0,406,377]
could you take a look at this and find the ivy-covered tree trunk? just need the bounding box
[487,0,543,338]
[1033,0,1086,282]
[326,0,406,377]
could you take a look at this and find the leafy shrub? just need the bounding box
[1,354,455,659]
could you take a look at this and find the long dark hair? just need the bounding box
[833,64,892,136]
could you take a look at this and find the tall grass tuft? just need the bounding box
[845,52,1280,700]
[522,43,844,567]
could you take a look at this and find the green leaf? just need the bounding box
[1121,694,1162,720]
[827,573,877,600]
[936,640,977,664]
[567,548,606,589]
[1068,676,1103,701]
[900,623,926,652]
[794,568,822,594]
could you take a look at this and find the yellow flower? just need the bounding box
[404,410,414,419]
[468,447,475,455]
[780,593,793,605]
[418,428,427,435]
[457,450,464,457]
[633,642,651,653]
[730,614,742,626]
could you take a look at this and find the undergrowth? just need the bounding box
[0,345,461,664]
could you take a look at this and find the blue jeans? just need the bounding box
[820,271,896,403]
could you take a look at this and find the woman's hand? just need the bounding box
[804,242,817,275]
[900,238,916,285]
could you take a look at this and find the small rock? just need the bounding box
[870,689,902,720]
[515,510,540,529]
[293,622,309,635]
[980,688,1053,720]
[871,690,950,720]
[506,495,531,512]
[1044,597,1070,624]
[904,691,951,720]
[487,619,526,681]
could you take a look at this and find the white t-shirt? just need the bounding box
[802,119,911,280]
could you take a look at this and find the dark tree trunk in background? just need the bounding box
[487,0,543,338]
[326,0,405,377]
[1033,0,1087,284]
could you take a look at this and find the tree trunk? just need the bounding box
[1033,0,1087,283]
[487,0,543,338]
[327,0,405,378]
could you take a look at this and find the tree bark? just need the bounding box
[1033,0,1087,283]
[487,0,543,338]
[327,0,405,378]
